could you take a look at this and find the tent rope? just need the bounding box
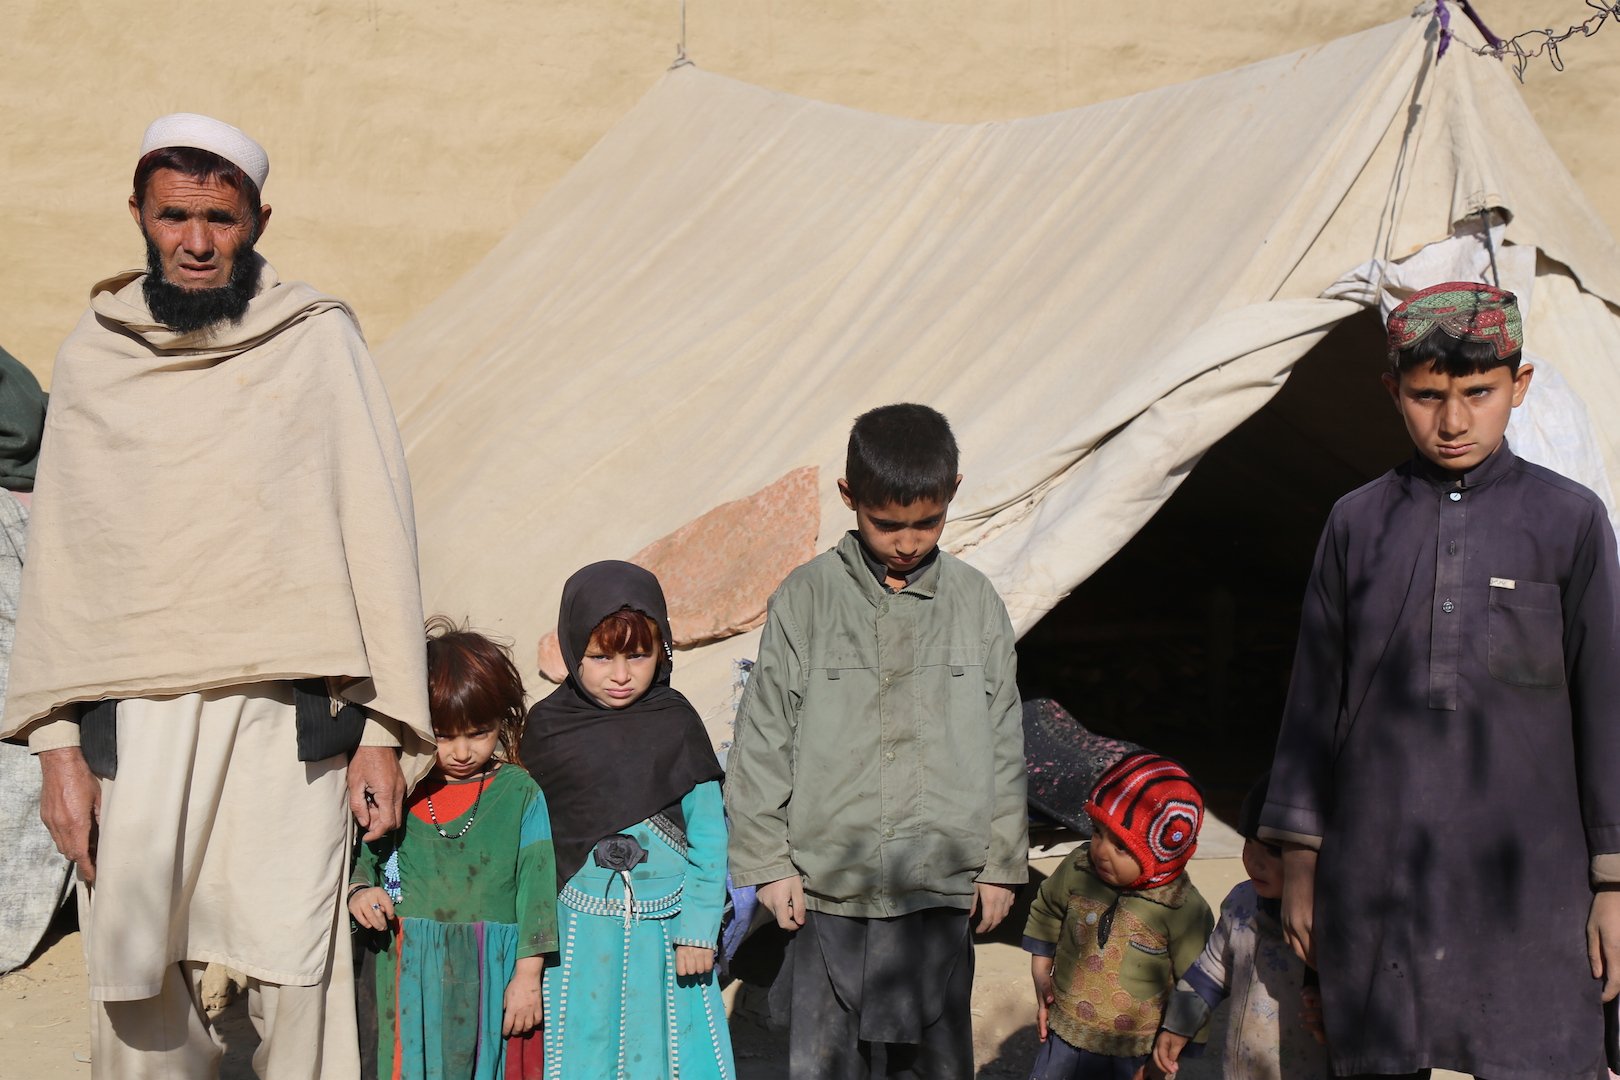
[671,0,693,69]
[1440,0,1620,80]
[1477,208,1502,288]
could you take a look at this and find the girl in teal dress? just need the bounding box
[521,562,734,1080]
[350,618,557,1079]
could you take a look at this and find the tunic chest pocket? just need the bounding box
[1486,578,1565,689]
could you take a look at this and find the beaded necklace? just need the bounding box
[425,765,493,839]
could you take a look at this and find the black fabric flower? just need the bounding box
[593,834,648,872]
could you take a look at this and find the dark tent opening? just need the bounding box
[1017,308,1410,824]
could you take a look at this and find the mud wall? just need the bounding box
[3,0,1614,379]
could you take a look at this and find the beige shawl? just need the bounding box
[1,263,434,781]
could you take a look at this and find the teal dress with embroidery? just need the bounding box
[541,779,735,1079]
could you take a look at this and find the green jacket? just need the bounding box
[725,532,1027,917]
[1023,845,1213,1057]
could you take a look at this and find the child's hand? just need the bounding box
[757,876,807,931]
[1030,956,1056,1041]
[1301,984,1328,1045]
[502,957,544,1036]
[971,881,1017,934]
[1281,845,1319,966]
[348,886,394,932]
[1152,1029,1190,1076]
[1587,888,1620,1001]
[674,945,715,977]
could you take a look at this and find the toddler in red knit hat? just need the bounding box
[1021,752,1214,1080]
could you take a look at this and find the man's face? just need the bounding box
[1381,361,1533,473]
[838,479,958,582]
[129,168,265,291]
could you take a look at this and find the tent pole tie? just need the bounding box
[670,0,693,69]
[1435,0,1454,59]
[1434,0,1502,58]
[1456,0,1506,50]
[1477,207,1502,289]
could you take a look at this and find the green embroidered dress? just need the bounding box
[353,764,558,1079]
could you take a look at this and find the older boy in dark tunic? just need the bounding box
[1261,282,1620,1080]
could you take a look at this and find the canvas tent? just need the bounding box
[375,8,1620,742]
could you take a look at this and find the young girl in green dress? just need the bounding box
[349,617,557,1079]
[521,561,734,1079]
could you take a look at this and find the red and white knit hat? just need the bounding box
[1084,752,1203,889]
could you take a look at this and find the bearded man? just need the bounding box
[0,114,435,1079]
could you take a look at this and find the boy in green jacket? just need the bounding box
[727,402,1027,1079]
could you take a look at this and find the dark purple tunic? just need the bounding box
[1262,443,1620,1080]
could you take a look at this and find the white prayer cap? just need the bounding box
[138,113,269,193]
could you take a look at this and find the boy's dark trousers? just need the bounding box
[785,907,975,1079]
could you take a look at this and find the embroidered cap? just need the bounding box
[1084,752,1203,889]
[1387,281,1523,363]
[139,113,269,193]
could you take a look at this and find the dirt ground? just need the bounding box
[0,855,1468,1079]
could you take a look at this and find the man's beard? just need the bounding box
[141,233,262,335]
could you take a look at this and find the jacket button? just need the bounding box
[1441,598,1455,613]
[1449,491,1462,502]
[884,751,895,762]
[884,826,895,838]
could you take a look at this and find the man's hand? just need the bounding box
[1280,844,1319,967]
[675,945,716,978]
[757,876,806,931]
[348,886,395,932]
[1030,955,1056,1041]
[1588,888,1620,1001]
[347,745,404,841]
[1151,1029,1190,1076]
[38,747,101,885]
[502,956,544,1035]
[971,881,1016,934]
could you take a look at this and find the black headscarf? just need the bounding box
[520,561,722,888]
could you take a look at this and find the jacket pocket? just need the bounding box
[924,644,988,718]
[917,644,992,876]
[1487,578,1565,688]
[1117,932,1175,1001]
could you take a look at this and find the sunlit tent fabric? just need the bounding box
[375,8,1620,733]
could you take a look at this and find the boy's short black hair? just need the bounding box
[1238,770,1270,842]
[1393,329,1522,378]
[845,403,960,507]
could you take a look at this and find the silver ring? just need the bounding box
[372,903,382,910]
